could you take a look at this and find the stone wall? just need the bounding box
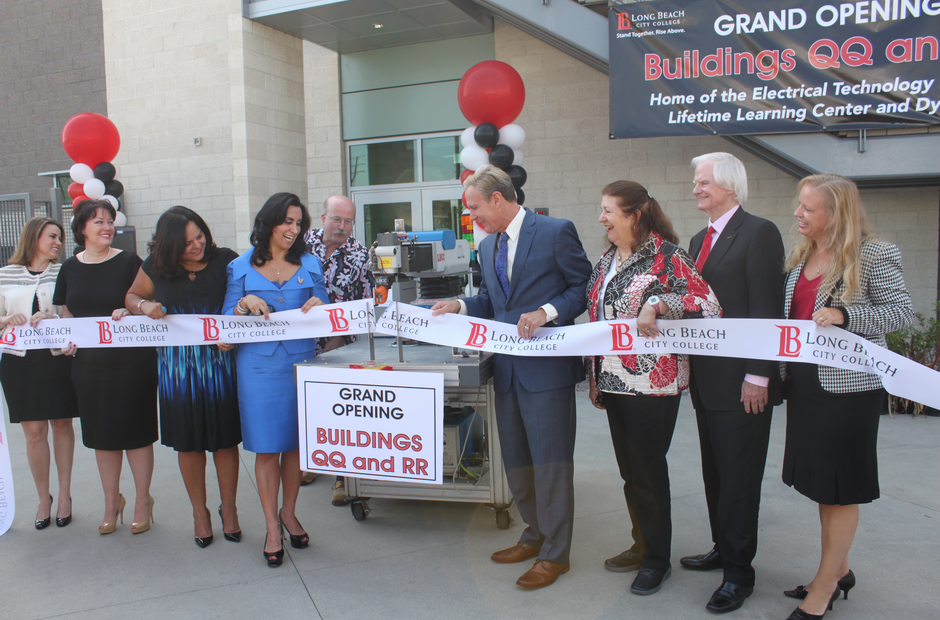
[493,20,939,314]
[0,0,106,204]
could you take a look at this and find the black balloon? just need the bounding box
[488,144,514,170]
[516,188,525,205]
[93,162,116,183]
[105,179,124,198]
[474,123,499,149]
[507,165,527,189]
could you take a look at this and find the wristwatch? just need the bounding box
[646,295,662,314]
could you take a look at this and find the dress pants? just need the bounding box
[604,392,680,573]
[694,405,774,587]
[494,376,577,565]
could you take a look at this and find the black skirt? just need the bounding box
[783,363,883,505]
[0,349,78,423]
[72,347,158,451]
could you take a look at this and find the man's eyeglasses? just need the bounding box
[327,216,355,226]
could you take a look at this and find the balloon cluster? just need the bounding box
[456,61,528,205]
[62,113,127,227]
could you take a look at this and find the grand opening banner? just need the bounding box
[609,0,940,138]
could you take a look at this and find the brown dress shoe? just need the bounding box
[516,560,570,590]
[491,542,541,564]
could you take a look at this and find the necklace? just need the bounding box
[82,247,112,264]
[615,249,631,271]
[809,251,829,277]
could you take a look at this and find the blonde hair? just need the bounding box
[464,165,517,203]
[784,174,873,303]
[10,217,65,266]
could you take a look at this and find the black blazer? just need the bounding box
[688,208,786,411]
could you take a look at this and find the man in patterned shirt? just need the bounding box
[301,195,375,504]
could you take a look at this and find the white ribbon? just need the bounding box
[374,302,940,410]
[0,390,15,536]
[0,300,374,350]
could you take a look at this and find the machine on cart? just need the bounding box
[296,227,513,529]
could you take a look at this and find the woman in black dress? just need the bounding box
[53,200,158,535]
[0,217,79,529]
[125,206,241,547]
[780,175,914,619]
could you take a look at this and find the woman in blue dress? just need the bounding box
[125,206,241,548]
[223,192,328,567]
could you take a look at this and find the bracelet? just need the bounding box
[236,298,249,315]
[137,299,148,315]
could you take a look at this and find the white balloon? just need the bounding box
[84,178,106,199]
[70,163,93,184]
[460,145,489,171]
[103,195,119,210]
[512,149,524,166]
[499,124,526,150]
[114,211,127,227]
[460,126,477,149]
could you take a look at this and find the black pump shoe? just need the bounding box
[219,506,241,542]
[785,570,856,600]
[785,587,841,620]
[278,510,309,549]
[263,529,284,568]
[195,534,214,548]
[56,498,72,527]
[35,495,53,530]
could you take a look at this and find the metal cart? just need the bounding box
[296,337,514,529]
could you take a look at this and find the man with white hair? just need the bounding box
[681,152,785,614]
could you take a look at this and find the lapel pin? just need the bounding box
[298,277,304,284]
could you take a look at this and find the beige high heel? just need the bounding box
[99,494,126,535]
[131,495,155,534]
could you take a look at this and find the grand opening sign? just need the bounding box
[609,0,940,138]
[297,366,444,484]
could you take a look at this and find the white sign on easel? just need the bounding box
[297,366,444,485]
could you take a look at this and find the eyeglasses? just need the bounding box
[327,216,355,226]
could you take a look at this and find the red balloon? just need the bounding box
[457,61,525,127]
[461,190,469,208]
[67,182,84,199]
[460,168,474,183]
[61,113,121,167]
[70,195,89,206]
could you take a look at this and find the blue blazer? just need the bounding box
[464,208,591,393]
[223,250,329,355]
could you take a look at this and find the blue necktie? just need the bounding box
[495,232,510,297]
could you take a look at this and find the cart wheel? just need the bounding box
[496,509,511,530]
[351,501,369,521]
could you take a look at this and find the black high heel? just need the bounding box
[263,526,284,568]
[35,495,53,530]
[784,570,856,600]
[194,507,213,548]
[785,587,841,620]
[218,506,241,542]
[278,509,309,549]
[56,498,72,527]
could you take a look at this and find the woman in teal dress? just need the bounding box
[126,206,241,549]
[223,192,328,567]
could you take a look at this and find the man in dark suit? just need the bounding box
[682,152,785,614]
[432,165,591,589]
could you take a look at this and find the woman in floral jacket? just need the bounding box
[586,180,721,596]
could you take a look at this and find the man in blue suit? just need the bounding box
[432,166,591,589]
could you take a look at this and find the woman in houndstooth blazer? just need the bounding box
[779,174,914,620]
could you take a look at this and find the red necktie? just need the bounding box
[695,226,716,272]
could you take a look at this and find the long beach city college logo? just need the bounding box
[327,308,349,333]
[776,325,802,358]
[466,322,487,348]
[201,318,220,342]
[617,12,632,30]
[96,321,113,344]
[0,329,16,346]
[610,324,633,351]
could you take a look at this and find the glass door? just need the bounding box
[419,187,465,235]
[352,189,422,249]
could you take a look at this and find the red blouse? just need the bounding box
[791,267,821,320]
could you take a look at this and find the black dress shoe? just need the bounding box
[706,582,754,614]
[195,535,214,548]
[631,567,671,595]
[604,548,642,573]
[35,495,53,530]
[56,498,72,527]
[785,588,840,619]
[681,548,722,571]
